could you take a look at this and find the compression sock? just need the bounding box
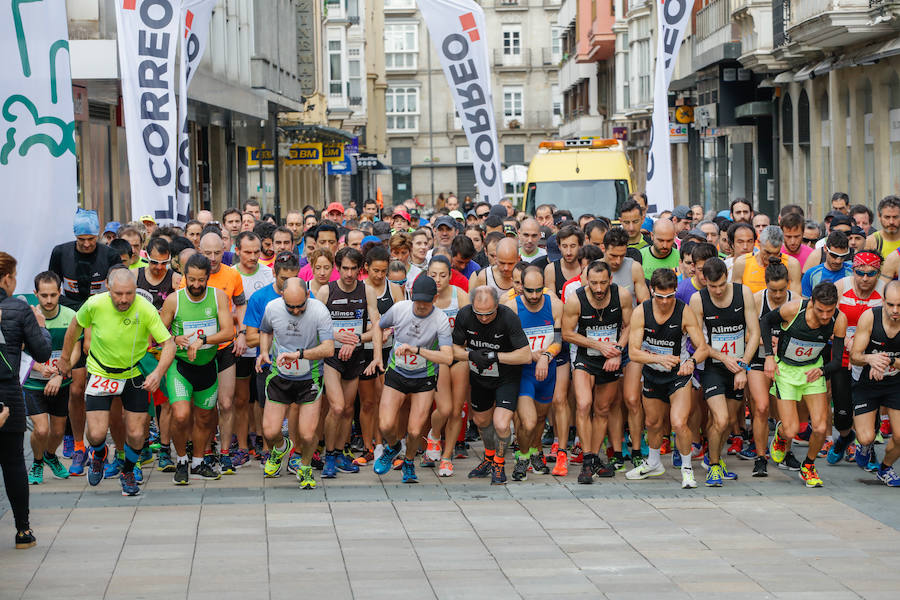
[90,443,107,461]
[191,457,203,468]
[123,444,140,474]
[478,424,497,451]
[75,440,86,453]
[116,449,125,461]
[496,430,512,459]
[484,449,496,462]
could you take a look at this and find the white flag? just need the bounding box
[645,0,694,213]
[0,0,77,291]
[419,0,503,205]
[115,0,185,226]
[177,0,216,214]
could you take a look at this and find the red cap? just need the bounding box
[394,210,411,222]
[326,202,345,214]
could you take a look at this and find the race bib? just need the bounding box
[443,308,459,329]
[711,330,745,362]
[587,325,617,357]
[334,319,363,345]
[845,326,856,354]
[784,337,825,363]
[524,325,553,353]
[30,350,61,381]
[87,374,126,397]
[183,318,218,349]
[398,352,423,370]
[279,357,311,377]
[642,340,673,372]
[469,359,499,377]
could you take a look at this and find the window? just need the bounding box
[503,25,521,55]
[386,86,419,131]
[328,39,343,96]
[505,144,525,164]
[636,39,650,104]
[551,27,562,63]
[348,58,362,105]
[384,0,415,8]
[385,23,418,70]
[503,86,524,127]
[551,84,561,126]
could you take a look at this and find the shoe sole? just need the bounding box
[777,464,801,472]
[439,471,453,477]
[15,541,36,549]
[300,483,317,489]
[121,490,140,496]
[173,479,189,485]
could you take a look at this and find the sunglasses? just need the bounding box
[147,258,169,266]
[853,269,879,278]
[285,300,307,311]
[803,238,818,244]
[523,286,543,293]
[653,292,676,299]
[389,278,407,286]
[827,250,850,259]
[473,309,496,317]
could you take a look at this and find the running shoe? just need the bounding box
[691,441,704,460]
[173,461,189,485]
[298,465,317,489]
[439,459,454,477]
[793,424,811,446]
[392,457,404,470]
[541,425,554,446]
[727,436,743,456]
[191,461,221,480]
[264,439,294,478]
[232,448,250,468]
[453,441,468,459]
[354,450,374,466]
[69,449,86,477]
[799,462,823,487]
[287,454,302,475]
[547,441,559,462]
[630,454,644,469]
[844,444,857,463]
[778,451,801,471]
[311,449,324,470]
[322,453,338,478]
[611,455,627,472]
[133,463,144,484]
[88,447,107,486]
[157,448,176,472]
[44,454,69,479]
[877,465,900,487]
[28,462,43,485]
[705,464,724,487]
[592,458,615,478]
[139,445,154,466]
[530,452,550,475]
[625,461,665,480]
[681,468,697,489]
[424,436,442,462]
[254,436,264,457]
[875,431,885,445]
[104,457,123,479]
[738,442,757,460]
[551,450,569,476]
[701,453,711,472]
[855,444,872,471]
[401,459,418,483]
[512,458,529,481]
[120,471,140,496]
[570,444,583,464]
[672,451,682,468]
[421,455,437,468]
[374,443,400,475]
[577,459,593,484]
[220,453,235,475]
[719,459,738,481]
[490,461,507,485]
[826,443,846,465]
[468,457,493,478]
[62,435,74,458]
[818,439,834,458]
[753,456,768,477]
[880,418,893,438]
[336,452,360,473]
[770,422,787,464]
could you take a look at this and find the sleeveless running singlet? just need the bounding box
[858,306,900,384]
[610,257,636,300]
[438,286,460,328]
[516,294,555,374]
[326,280,368,358]
[365,281,395,351]
[838,284,882,368]
[640,299,686,376]
[873,231,900,260]
[776,299,836,366]
[741,253,791,293]
[700,283,746,367]
[574,285,623,373]
[136,268,175,311]
[484,266,513,296]
[171,288,219,365]
[757,289,793,360]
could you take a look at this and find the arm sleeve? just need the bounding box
[822,337,844,376]
[23,306,52,363]
[760,308,782,357]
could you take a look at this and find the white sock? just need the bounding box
[647,447,661,467]
[680,454,692,469]
[374,444,384,461]
[191,457,203,468]
[427,429,436,442]
[177,454,188,465]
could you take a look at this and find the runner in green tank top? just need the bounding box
[639,219,680,281]
[159,255,235,485]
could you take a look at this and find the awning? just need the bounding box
[281,124,355,144]
[773,71,795,84]
[794,57,836,81]
[735,101,774,119]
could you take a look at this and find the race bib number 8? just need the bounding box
[784,337,825,363]
[88,374,126,397]
[31,350,62,381]
[587,325,617,357]
[183,318,218,349]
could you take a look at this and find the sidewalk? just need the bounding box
[1,448,898,599]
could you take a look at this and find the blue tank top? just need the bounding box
[516,294,556,376]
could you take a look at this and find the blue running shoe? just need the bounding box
[877,465,900,487]
[855,444,871,470]
[705,464,724,487]
[69,449,87,476]
[826,444,845,465]
[62,435,74,458]
[139,445,154,466]
[336,453,359,474]
[287,454,302,475]
[322,453,338,478]
[401,459,418,483]
[120,472,140,496]
[738,442,757,460]
[219,453,235,475]
[719,459,738,481]
[672,451,682,468]
[374,443,401,475]
[88,447,107,486]
[104,457,123,479]
[133,463,143,484]
[867,456,880,473]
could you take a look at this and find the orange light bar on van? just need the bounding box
[539,138,619,150]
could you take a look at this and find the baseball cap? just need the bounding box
[716,210,732,220]
[503,224,518,237]
[434,215,457,230]
[326,202,345,215]
[410,275,437,301]
[849,225,866,237]
[103,221,122,235]
[449,210,465,222]
[673,206,692,220]
[361,235,381,246]
[73,208,100,236]
[139,214,157,225]
[489,204,507,218]
[373,221,391,240]
[393,210,411,223]
[466,209,478,219]
[830,214,852,228]
[686,227,707,241]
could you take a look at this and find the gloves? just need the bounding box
[468,348,497,370]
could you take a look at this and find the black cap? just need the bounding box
[503,224,518,237]
[489,204,507,218]
[434,215,457,230]
[373,220,391,240]
[410,275,437,301]
[830,214,852,228]
[849,225,866,237]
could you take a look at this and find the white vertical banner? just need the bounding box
[115,0,186,226]
[0,0,77,291]
[177,0,215,214]
[645,0,694,213]
[418,0,503,204]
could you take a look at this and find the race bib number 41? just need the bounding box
[711,330,744,362]
[87,374,125,397]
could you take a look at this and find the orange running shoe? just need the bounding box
[353,450,374,466]
[424,437,442,462]
[660,437,671,455]
[552,450,568,476]
[547,441,559,463]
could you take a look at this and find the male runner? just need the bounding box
[506,267,563,481]
[801,231,852,297]
[849,280,900,486]
[564,261,633,483]
[257,279,334,489]
[689,258,759,486]
[469,238,517,297]
[159,254,235,484]
[58,267,175,496]
[762,282,847,487]
[865,195,900,259]
[373,276,454,483]
[626,269,709,489]
[519,219,547,266]
[639,220,679,281]
[619,199,651,251]
[453,286,532,484]
[733,226,802,294]
[135,238,175,310]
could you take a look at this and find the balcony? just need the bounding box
[493,48,532,70]
[496,0,529,9]
[696,0,730,40]
[559,110,604,138]
[786,0,895,48]
[582,0,615,62]
[559,51,597,89]
[445,110,556,133]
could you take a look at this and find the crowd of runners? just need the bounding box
[2,192,900,549]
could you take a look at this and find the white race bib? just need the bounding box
[711,330,745,362]
[30,350,62,381]
[334,318,363,344]
[87,374,126,397]
[642,341,674,372]
[587,325,617,357]
[443,307,459,329]
[398,352,423,370]
[279,357,311,377]
[524,325,553,353]
[784,337,825,363]
[183,318,218,349]
[469,359,499,377]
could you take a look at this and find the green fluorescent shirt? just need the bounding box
[639,245,680,282]
[76,293,172,379]
[23,305,78,391]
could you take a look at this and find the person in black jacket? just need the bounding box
[0,252,52,549]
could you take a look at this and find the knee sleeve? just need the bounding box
[831,370,853,432]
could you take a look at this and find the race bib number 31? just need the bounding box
[87,374,125,397]
[280,358,311,377]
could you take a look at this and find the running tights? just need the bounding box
[0,431,29,531]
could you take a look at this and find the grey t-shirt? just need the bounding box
[260,297,333,381]
[380,300,452,378]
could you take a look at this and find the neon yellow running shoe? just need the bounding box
[264,439,294,478]
[298,465,317,489]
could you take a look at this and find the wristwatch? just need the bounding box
[299,348,305,360]
[542,351,554,361]
[685,356,696,366]
[199,334,207,345]
[238,329,247,336]
[737,360,750,371]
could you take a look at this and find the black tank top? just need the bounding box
[641,298,685,376]
[553,260,566,298]
[375,281,394,317]
[700,283,745,367]
[758,290,793,358]
[776,299,835,366]
[574,284,622,371]
[136,267,175,311]
[858,306,900,386]
[327,280,368,358]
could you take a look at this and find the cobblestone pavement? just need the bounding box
[1,444,898,599]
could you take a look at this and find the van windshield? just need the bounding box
[526,179,630,218]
